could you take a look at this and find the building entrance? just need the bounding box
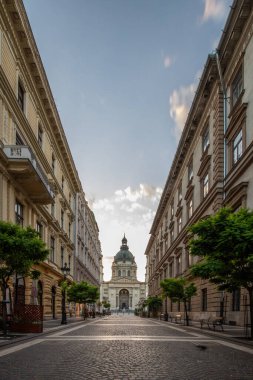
[119,289,129,309]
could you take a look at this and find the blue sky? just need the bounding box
[23,0,232,281]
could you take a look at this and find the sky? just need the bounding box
[23,0,232,281]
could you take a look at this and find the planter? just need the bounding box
[10,322,43,333]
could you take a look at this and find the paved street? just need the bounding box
[0,315,252,380]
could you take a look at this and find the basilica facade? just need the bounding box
[101,236,146,311]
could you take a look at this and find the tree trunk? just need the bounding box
[248,287,253,340]
[184,300,189,326]
[1,283,8,335]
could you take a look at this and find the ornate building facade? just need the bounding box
[145,0,253,326]
[102,236,146,311]
[0,0,101,319]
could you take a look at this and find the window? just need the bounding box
[188,199,193,220]
[51,202,55,217]
[171,201,174,219]
[52,154,55,173]
[38,125,43,148]
[50,236,55,262]
[178,215,182,234]
[169,262,173,278]
[233,130,243,164]
[202,128,209,153]
[61,246,64,268]
[232,288,241,311]
[188,160,193,182]
[178,182,182,203]
[118,270,121,277]
[16,132,24,146]
[18,81,25,111]
[203,173,209,198]
[176,255,181,276]
[201,288,207,311]
[170,226,174,243]
[68,222,71,239]
[128,270,130,277]
[68,255,71,270]
[15,201,24,226]
[61,176,64,191]
[36,222,43,238]
[61,209,64,229]
[231,67,243,107]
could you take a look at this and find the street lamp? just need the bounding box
[61,262,70,325]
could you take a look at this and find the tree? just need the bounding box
[146,296,162,317]
[0,221,49,334]
[160,278,196,325]
[67,281,99,319]
[188,207,253,339]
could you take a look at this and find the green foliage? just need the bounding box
[102,301,111,309]
[67,281,99,304]
[160,278,197,303]
[145,296,162,311]
[188,207,253,291]
[0,221,49,289]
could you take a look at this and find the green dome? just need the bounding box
[114,235,134,262]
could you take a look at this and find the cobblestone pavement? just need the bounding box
[0,314,252,380]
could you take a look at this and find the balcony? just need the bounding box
[3,145,54,204]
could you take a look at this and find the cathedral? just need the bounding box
[101,235,146,311]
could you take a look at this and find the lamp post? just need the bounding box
[61,262,70,325]
[164,296,169,321]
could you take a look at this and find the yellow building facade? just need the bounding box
[0,0,101,319]
[145,0,253,327]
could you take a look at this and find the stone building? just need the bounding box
[75,193,102,287]
[145,0,253,326]
[0,0,101,319]
[102,236,146,311]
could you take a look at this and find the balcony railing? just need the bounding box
[3,145,54,204]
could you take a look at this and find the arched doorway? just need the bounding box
[51,286,56,319]
[119,289,129,310]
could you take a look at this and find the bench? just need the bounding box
[200,317,224,331]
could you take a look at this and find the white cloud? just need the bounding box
[164,55,173,69]
[202,0,227,22]
[169,83,196,139]
[91,184,162,281]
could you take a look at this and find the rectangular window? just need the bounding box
[232,67,243,107]
[68,255,71,270]
[233,130,243,164]
[188,199,193,219]
[188,160,193,182]
[171,201,174,218]
[36,222,43,238]
[232,288,241,311]
[61,246,64,268]
[203,173,209,198]
[201,288,207,311]
[18,81,25,111]
[178,182,182,203]
[16,132,24,146]
[51,202,55,217]
[68,222,71,239]
[38,125,43,148]
[169,262,173,278]
[178,216,182,234]
[170,227,174,243]
[52,154,55,173]
[15,201,24,226]
[176,255,181,276]
[61,176,64,191]
[50,236,55,262]
[202,128,209,153]
[61,209,64,229]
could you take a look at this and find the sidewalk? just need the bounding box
[0,315,93,349]
[156,318,253,348]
